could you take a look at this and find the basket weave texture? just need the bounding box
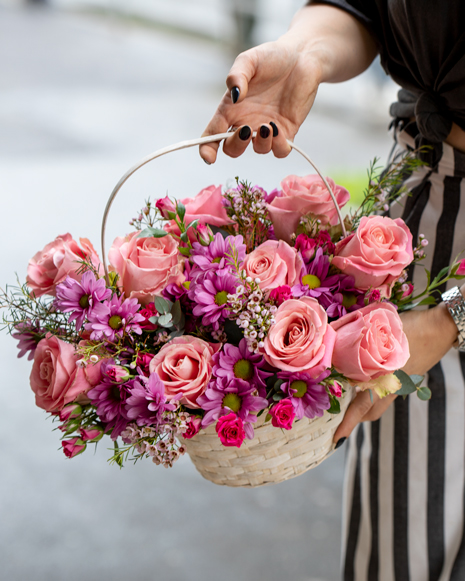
[181,384,355,488]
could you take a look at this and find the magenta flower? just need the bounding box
[79,426,104,442]
[163,261,194,303]
[62,438,86,458]
[12,320,43,360]
[55,270,111,329]
[324,275,365,319]
[277,370,331,420]
[295,234,317,263]
[197,376,267,439]
[269,285,293,306]
[191,233,246,275]
[139,302,158,331]
[188,270,238,330]
[215,412,246,447]
[291,247,343,303]
[212,338,271,397]
[269,399,295,430]
[86,294,145,342]
[183,417,202,439]
[87,377,133,439]
[125,372,176,426]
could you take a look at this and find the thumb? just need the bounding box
[226,50,257,103]
[333,390,374,444]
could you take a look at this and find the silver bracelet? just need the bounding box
[441,286,465,352]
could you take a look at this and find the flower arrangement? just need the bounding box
[3,150,464,470]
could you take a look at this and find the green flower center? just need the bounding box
[233,359,254,381]
[302,274,321,289]
[182,281,191,290]
[290,380,308,398]
[342,293,357,309]
[108,315,123,330]
[214,290,229,306]
[79,294,90,308]
[212,257,222,264]
[223,393,242,412]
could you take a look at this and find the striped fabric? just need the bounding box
[342,122,465,581]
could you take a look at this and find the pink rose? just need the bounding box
[295,234,317,262]
[30,334,102,412]
[457,259,465,276]
[330,302,410,383]
[165,185,232,235]
[155,196,176,219]
[215,412,246,447]
[26,234,102,297]
[267,175,350,242]
[62,438,86,458]
[149,336,221,408]
[270,399,296,430]
[59,403,82,422]
[183,417,202,439]
[263,297,336,377]
[328,381,342,398]
[109,232,184,305]
[332,216,413,293]
[243,240,303,292]
[79,426,104,442]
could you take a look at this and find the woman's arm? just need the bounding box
[333,284,465,445]
[200,4,378,163]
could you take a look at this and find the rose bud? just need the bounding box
[155,196,176,219]
[195,224,214,247]
[79,426,104,442]
[62,438,86,458]
[59,403,82,422]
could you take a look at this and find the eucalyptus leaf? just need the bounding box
[158,313,173,327]
[171,300,182,326]
[410,374,424,386]
[272,392,286,402]
[168,330,184,340]
[176,201,186,222]
[138,227,168,239]
[417,386,432,401]
[148,316,158,325]
[394,369,417,395]
[154,296,172,315]
[274,379,285,391]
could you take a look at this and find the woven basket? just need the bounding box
[101,133,353,487]
[180,384,355,488]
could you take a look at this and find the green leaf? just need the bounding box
[171,300,182,326]
[417,386,432,401]
[176,201,186,222]
[431,265,451,286]
[274,379,285,391]
[178,247,191,257]
[369,389,373,404]
[223,318,244,345]
[180,231,189,244]
[265,413,272,423]
[154,296,172,315]
[148,316,158,325]
[186,219,199,231]
[410,374,424,386]
[138,227,168,239]
[209,225,229,239]
[327,395,341,415]
[272,392,286,402]
[158,313,173,327]
[394,369,417,396]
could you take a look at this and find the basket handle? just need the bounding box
[101,132,347,283]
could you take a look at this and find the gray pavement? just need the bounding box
[0,4,394,580]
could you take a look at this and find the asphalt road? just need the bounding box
[0,4,394,580]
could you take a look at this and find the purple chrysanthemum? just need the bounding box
[188,270,239,330]
[55,270,111,329]
[12,320,43,360]
[324,275,366,318]
[86,294,145,342]
[163,261,194,303]
[212,338,271,397]
[88,373,134,439]
[197,376,268,439]
[292,247,343,303]
[277,370,331,420]
[190,233,246,275]
[125,372,176,426]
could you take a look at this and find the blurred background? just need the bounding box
[0,1,398,580]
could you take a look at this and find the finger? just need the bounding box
[199,98,230,164]
[361,394,396,422]
[253,124,273,154]
[222,125,252,158]
[269,121,292,159]
[333,391,374,444]
[225,50,257,103]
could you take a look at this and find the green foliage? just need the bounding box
[394,370,430,400]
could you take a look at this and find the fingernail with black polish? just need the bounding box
[335,437,347,450]
[203,158,211,165]
[259,125,270,139]
[270,121,279,137]
[231,86,240,104]
[239,125,251,141]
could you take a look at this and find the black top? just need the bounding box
[310,0,465,143]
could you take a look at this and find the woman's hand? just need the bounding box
[200,4,378,164]
[333,291,462,446]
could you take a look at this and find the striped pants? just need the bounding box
[342,124,465,581]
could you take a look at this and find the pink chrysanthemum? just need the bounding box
[188,270,238,330]
[197,376,268,439]
[191,233,246,275]
[55,270,111,329]
[87,377,133,440]
[212,338,271,397]
[277,370,331,420]
[12,320,43,360]
[292,247,343,304]
[86,294,145,342]
[126,372,176,426]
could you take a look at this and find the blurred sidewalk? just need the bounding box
[0,3,394,581]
